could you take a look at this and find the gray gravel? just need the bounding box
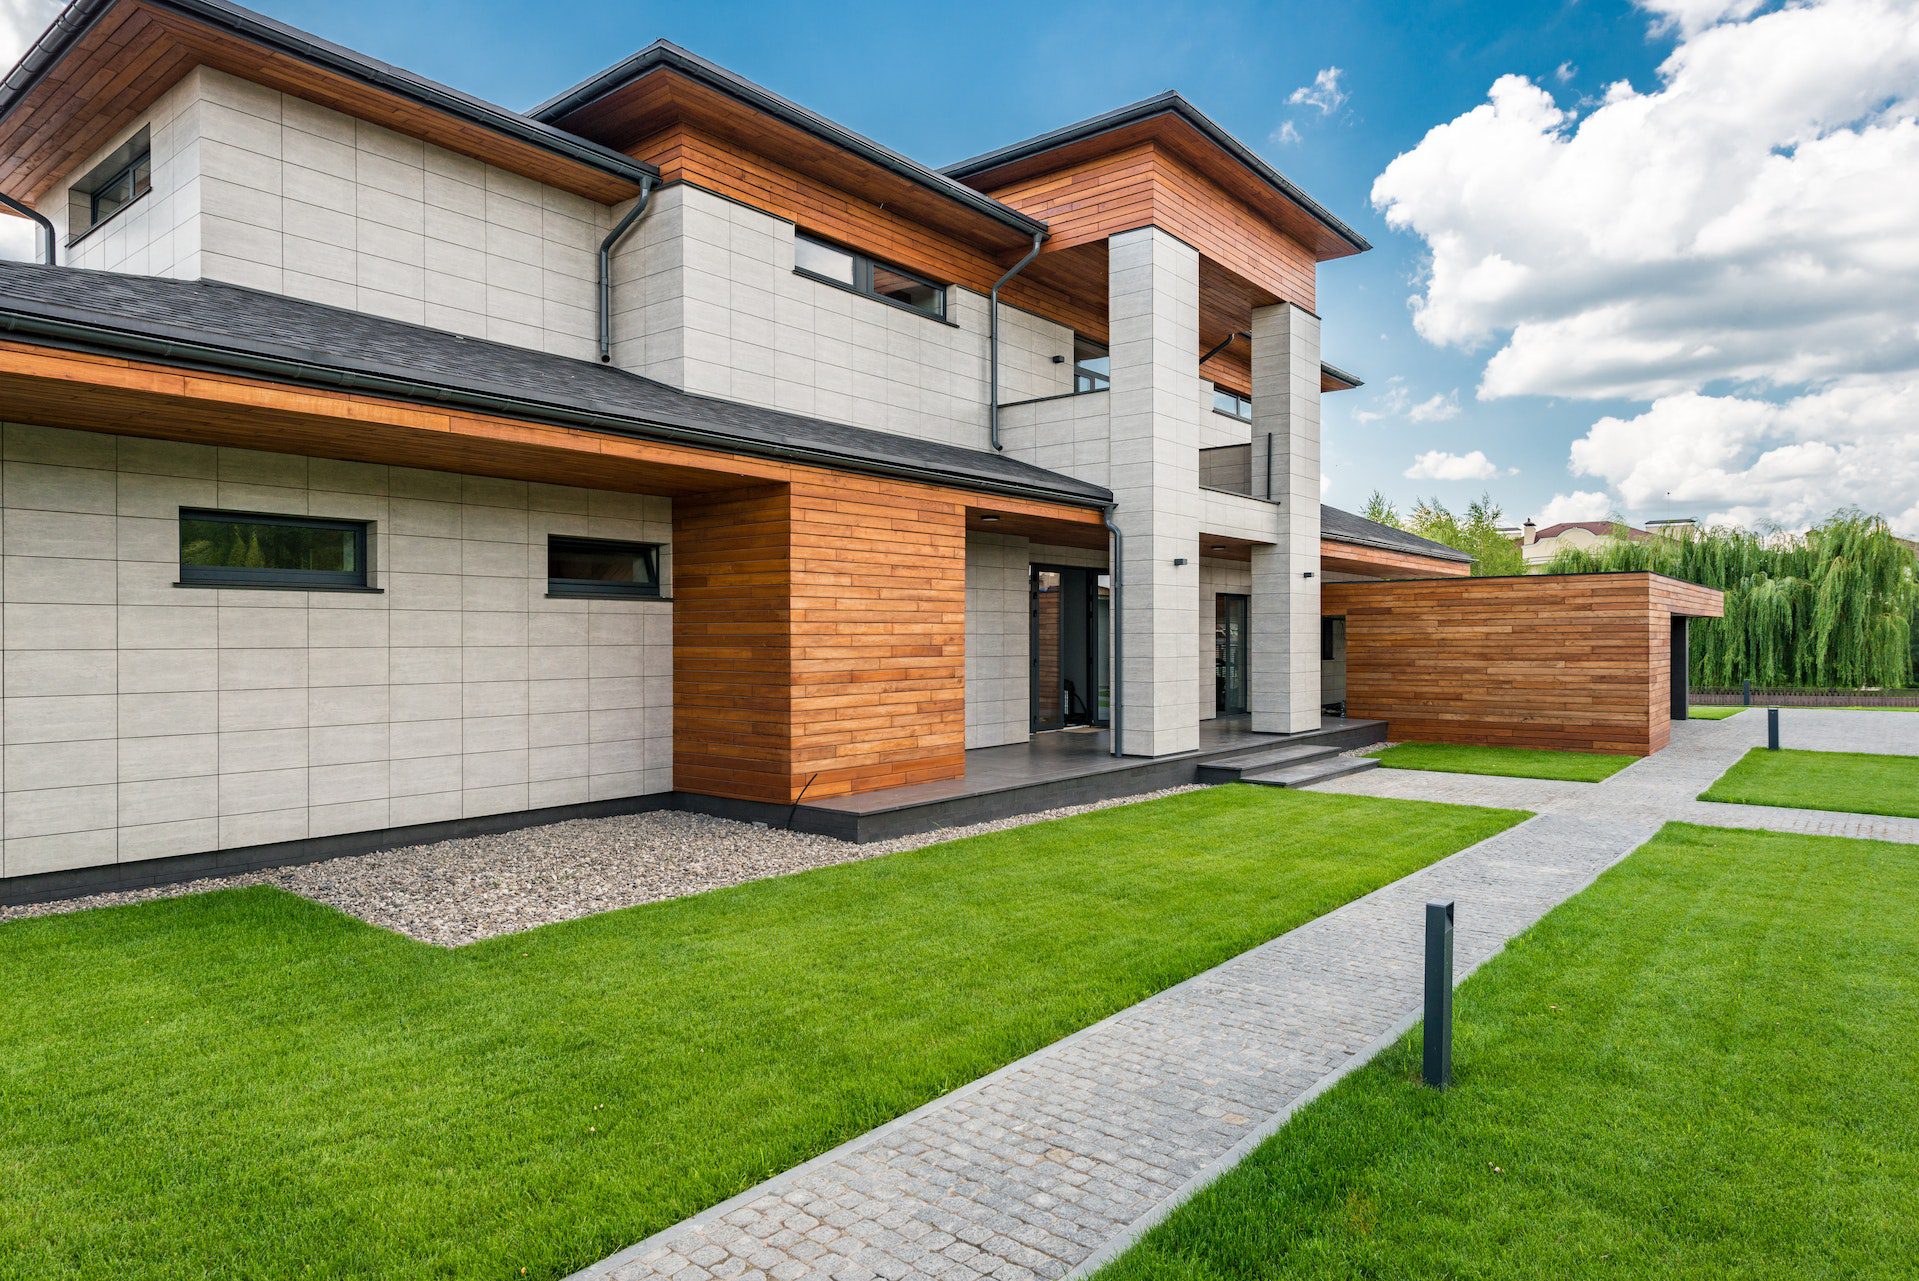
[0,787,1200,946]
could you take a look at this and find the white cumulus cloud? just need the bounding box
[1352,378,1463,425]
[1370,0,1919,532]
[1405,449,1507,481]
[1288,67,1348,115]
[1533,491,1619,526]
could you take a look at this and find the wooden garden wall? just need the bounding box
[1323,573,1723,755]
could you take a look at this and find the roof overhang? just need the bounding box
[1320,362,1363,392]
[531,40,1045,253]
[0,272,1109,511]
[1321,538,1472,580]
[0,0,657,207]
[943,93,1369,262]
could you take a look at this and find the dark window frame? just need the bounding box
[68,127,153,246]
[793,231,949,322]
[1212,384,1253,423]
[1072,335,1111,394]
[546,535,664,600]
[177,508,371,591]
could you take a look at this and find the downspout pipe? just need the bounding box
[987,230,1045,451]
[1199,329,1248,367]
[598,174,659,363]
[1103,504,1125,757]
[0,194,55,266]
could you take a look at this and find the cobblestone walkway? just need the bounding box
[574,710,1918,1281]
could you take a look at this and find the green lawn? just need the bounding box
[1367,740,1637,782]
[0,787,1522,1280]
[1686,705,1746,720]
[1701,747,1919,818]
[1097,823,1919,1280]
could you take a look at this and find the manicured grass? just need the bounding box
[1686,705,1746,720]
[1097,823,1919,1279]
[0,787,1523,1280]
[1367,740,1637,782]
[1701,747,1919,818]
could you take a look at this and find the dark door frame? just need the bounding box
[1030,563,1109,732]
[1215,592,1250,716]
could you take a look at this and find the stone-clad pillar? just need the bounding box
[1106,228,1202,756]
[1249,302,1322,734]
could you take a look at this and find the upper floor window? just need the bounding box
[1073,336,1110,393]
[547,536,663,599]
[68,127,151,242]
[1212,384,1252,423]
[179,509,370,590]
[794,232,946,320]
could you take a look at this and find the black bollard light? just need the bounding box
[1768,707,1780,751]
[1743,679,1753,707]
[1423,901,1454,1089]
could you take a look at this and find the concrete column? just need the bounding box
[1107,228,1202,756]
[1249,302,1322,734]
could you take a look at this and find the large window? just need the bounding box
[178,510,369,589]
[1212,384,1252,422]
[1073,336,1110,393]
[793,232,947,320]
[68,128,152,241]
[547,536,663,599]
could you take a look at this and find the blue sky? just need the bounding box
[5,0,1912,532]
[262,0,1673,523]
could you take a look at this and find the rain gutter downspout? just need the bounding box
[1104,504,1125,757]
[988,230,1045,451]
[0,194,54,266]
[598,174,659,363]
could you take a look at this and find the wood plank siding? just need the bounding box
[1323,574,1723,755]
[0,1,646,205]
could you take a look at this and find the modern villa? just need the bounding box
[0,0,1720,899]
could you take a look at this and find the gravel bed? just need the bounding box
[0,786,1201,946]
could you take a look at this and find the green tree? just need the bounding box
[1400,493,1525,577]
[1362,490,1400,527]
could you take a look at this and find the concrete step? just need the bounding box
[1197,742,1345,784]
[1238,755,1380,789]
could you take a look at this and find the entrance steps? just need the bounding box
[1196,736,1382,789]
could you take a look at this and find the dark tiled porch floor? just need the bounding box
[803,716,1371,819]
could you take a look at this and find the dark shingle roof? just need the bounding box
[0,261,1112,507]
[1321,504,1474,564]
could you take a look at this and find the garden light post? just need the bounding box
[1768,707,1781,751]
[1423,901,1454,1089]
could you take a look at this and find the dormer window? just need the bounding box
[794,231,947,320]
[68,127,151,242]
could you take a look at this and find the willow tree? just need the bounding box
[1540,511,1917,689]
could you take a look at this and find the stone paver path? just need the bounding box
[574,710,1919,1281]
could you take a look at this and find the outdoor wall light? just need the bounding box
[1172,557,1188,567]
[1303,571,1315,578]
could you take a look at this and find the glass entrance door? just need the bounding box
[1031,566,1111,731]
[1215,593,1249,716]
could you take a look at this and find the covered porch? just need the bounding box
[782,714,1386,842]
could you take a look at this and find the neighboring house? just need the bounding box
[1514,518,1697,569]
[0,0,1709,897]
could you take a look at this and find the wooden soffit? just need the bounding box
[0,0,652,206]
[540,64,1041,257]
[953,109,1364,265]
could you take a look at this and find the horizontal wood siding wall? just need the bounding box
[672,485,793,800]
[788,477,968,797]
[673,476,969,805]
[1323,573,1723,756]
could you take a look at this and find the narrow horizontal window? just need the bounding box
[548,536,662,599]
[794,231,947,320]
[1212,384,1252,422]
[179,509,369,589]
